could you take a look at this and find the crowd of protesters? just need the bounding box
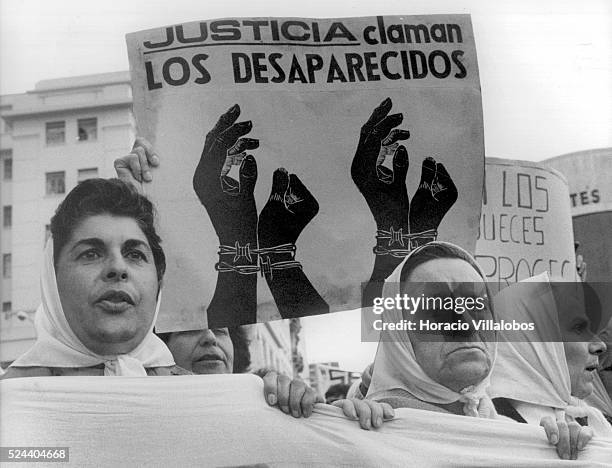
[1,137,611,463]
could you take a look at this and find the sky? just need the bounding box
[1,0,611,371]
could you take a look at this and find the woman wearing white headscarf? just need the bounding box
[587,320,612,424]
[366,241,498,418]
[489,274,612,446]
[587,374,612,426]
[2,178,177,378]
[360,242,597,459]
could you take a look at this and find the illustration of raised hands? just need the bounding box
[351,98,411,287]
[193,103,260,244]
[193,104,259,327]
[258,169,328,318]
[352,98,459,307]
[351,97,411,232]
[409,157,458,247]
[258,168,319,249]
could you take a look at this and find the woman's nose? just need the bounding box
[103,254,128,281]
[589,338,607,355]
[198,329,217,346]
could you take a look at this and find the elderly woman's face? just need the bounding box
[598,320,612,371]
[405,258,493,392]
[598,320,612,398]
[166,328,234,374]
[56,214,159,355]
[556,288,606,399]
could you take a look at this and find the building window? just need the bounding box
[1,150,12,180]
[77,118,97,142]
[1,110,13,134]
[77,167,98,183]
[3,206,11,228]
[2,301,11,312]
[46,171,65,195]
[2,253,11,278]
[45,121,65,145]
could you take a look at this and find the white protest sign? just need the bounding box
[545,149,612,293]
[475,158,576,291]
[126,15,484,331]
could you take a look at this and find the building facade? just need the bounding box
[0,72,302,370]
[0,72,135,364]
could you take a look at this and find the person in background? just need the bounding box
[575,242,587,282]
[573,245,611,423]
[157,327,250,375]
[587,319,612,425]
[490,276,610,459]
[346,363,373,401]
[325,383,351,404]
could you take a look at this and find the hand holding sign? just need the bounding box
[114,137,160,189]
[409,157,458,247]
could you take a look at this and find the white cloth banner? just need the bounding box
[2,375,611,467]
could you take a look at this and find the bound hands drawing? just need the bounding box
[351,98,458,306]
[193,104,328,327]
[193,99,458,323]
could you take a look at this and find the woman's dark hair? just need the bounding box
[229,325,251,373]
[50,178,166,281]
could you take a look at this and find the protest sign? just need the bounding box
[475,158,576,291]
[126,15,484,331]
[545,149,612,282]
[545,149,612,218]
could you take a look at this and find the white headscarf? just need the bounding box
[586,373,612,419]
[366,242,497,418]
[10,239,175,375]
[489,273,612,436]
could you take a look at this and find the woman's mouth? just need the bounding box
[95,290,135,313]
[192,355,227,374]
[448,345,485,355]
[196,353,223,363]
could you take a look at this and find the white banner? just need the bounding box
[2,375,611,467]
